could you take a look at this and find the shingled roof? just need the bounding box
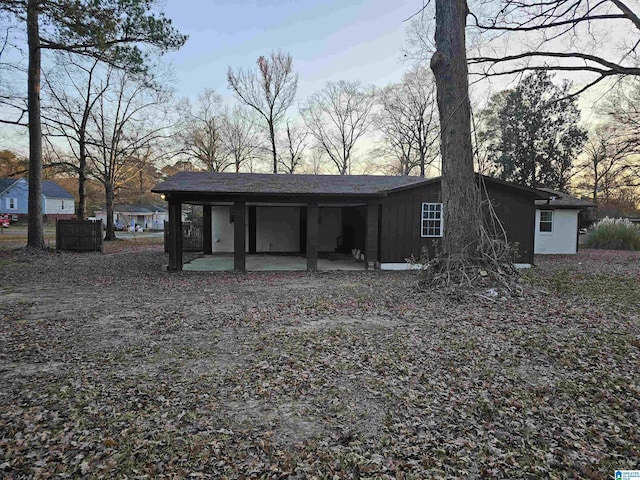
[536,188,595,209]
[0,178,21,194]
[153,172,429,197]
[42,181,75,199]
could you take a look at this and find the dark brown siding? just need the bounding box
[380,182,536,264]
[484,183,536,264]
[380,183,441,263]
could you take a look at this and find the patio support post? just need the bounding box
[168,198,183,271]
[203,205,212,255]
[365,201,379,270]
[233,201,246,272]
[306,202,318,271]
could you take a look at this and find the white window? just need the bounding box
[7,198,17,210]
[421,203,443,237]
[539,210,553,233]
[61,199,65,210]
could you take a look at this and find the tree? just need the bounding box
[469,0,640,95]
[480,71,587,191]
[277,120,309,174]
[176,89,231,172]
[161,159,199,178]
[0,0,186,248]
[227,50,298,174]
[0,149,28,177]
[430,0,482,260]
[576,126,640,208]
[375,65,440,177]
[222,105,263,173]
[87,69,171,240]
[301,80,375,175]
[42,55,111,219]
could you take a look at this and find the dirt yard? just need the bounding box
[0,246,639,478]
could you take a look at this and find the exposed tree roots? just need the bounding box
[417,187,524,299]
[417,246,523,300]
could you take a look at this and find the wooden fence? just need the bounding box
[164,222,203,252]
[56,219,103,252]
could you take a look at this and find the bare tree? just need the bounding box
[301,80,375,175]
[278,119,309,174]
[375,65,440,177]
[222,105,263,173]
[87,70,171,240]
[468,1,640,96]
[297,147,327,175]
[176,89,231,172]
[227,50,298,174]
[0,18,28,127]
[602,77,640,139]
[42,55,110,219]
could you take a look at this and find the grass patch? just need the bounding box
[523,268,640,313]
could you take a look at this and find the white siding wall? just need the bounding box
[44,197,75,214]
[534,209,579,254]
[210,206,342,254]
[319,207,342,251]
[256,206,299,252]
[211,206,236,253]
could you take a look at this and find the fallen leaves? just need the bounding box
[0,249,639,477]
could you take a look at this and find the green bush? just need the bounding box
[586,217,640,251]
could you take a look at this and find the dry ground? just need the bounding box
[0,246,639,479]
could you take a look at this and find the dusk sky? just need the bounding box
[160,0,421,101]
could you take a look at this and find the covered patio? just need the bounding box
[152,172,425,272]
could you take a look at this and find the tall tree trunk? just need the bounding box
[269,121,277,174]
[104,182,116,241]
[77,139,88,219]
[431,0,481,258]
[27,0,44,248]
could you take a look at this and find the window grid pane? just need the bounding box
[421,203,443,237]
[539,211,553,232]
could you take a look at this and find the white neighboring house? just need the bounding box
[534,188,595,254]
[42,181,75,220]
[94,204,168,230]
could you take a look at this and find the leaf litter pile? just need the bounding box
[0,248,638,478]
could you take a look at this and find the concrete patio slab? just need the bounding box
[183,253,365,272]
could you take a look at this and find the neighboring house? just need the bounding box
[534,188,596,255]
[0,178,75,222]
[153,172,548,272]
[42,181,76,221]
[95,204,168,230]
[0,178,28,218]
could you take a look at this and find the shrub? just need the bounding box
[586,217,640,251]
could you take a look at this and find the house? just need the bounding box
[534,188,596,255]
[153,172,548,272]
[94,204,168,230]
[0,178,26,219]
[0,178,75,222]
[42,181,76,221]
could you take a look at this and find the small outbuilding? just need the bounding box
[534,188,596,255]
[153,172,548,272]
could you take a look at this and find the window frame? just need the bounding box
[421,202,444,238]
[7,198,17,210]
[539,210,553,234]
